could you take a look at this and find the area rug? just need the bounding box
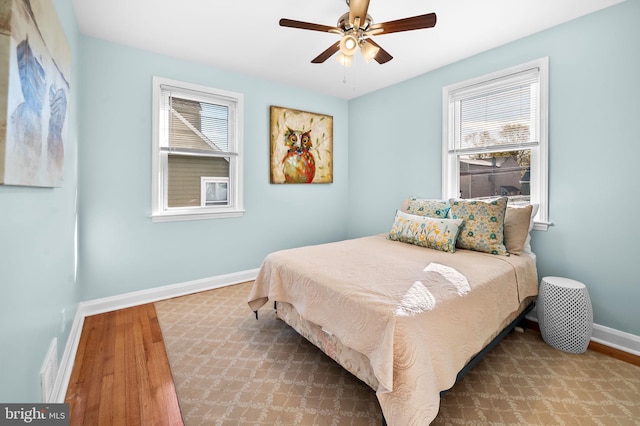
[155,282,640,425]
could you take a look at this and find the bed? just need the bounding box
[248,197,539,425]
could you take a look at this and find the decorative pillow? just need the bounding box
[404,196,450,218]
[504,204,534,255]
[449,197,509,255]
[388,210,463,253]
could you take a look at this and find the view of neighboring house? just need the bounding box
[460,155,530,201]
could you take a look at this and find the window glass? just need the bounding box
[459,150,530,204]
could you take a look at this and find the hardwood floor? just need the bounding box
[65,304,183,426]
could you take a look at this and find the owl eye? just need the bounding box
[287,133,298,144]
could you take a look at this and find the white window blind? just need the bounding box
[159,85,236,157]
[449,68,540,155]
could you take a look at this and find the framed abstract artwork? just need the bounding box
[270,105,333,184]
[0,0,71,187]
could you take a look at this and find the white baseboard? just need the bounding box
[52,268,259,403]
[526,307,640,356]
[591,324,640,356]
[52,306,85,403]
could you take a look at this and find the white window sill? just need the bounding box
[151,209,245,222]
[533,220,552,231]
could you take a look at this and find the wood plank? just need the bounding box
[72,314,105,425]
[123,310,142,426]
[111,311,127,424]
[133,312,155,426]
[65,305,183,425]
[97,373,113,426]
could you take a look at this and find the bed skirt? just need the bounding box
[274,295,537,394]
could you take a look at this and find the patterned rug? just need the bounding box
[155,282,640,425]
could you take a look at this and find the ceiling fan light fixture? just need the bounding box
[336,52,353,67]
[360,39,380,62]
[339,33,358,56]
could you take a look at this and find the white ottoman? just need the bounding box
[538,276,593,353]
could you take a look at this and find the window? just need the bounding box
[442,57,550,230]
[152,77,243,221]
[201,177,228,206]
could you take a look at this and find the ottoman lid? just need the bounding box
[542,276,585,290]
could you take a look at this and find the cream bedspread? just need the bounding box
[248,234,538,425]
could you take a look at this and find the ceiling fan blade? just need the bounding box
[365,39,393,64]
[311,41,341,63]
[279,18,341,34]
[349,0,371,27]
[369,13,437,35]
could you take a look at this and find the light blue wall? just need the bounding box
[2,0,637,404]
[0,0,80,402]
[77,38,349,300]
[347,0,640,335]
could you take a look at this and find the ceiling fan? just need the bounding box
[279,0,437,66]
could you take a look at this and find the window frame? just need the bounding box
[442,57,551,231]
[201,176,229,207]
[151,76,244,222]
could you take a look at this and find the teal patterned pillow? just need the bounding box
[405,197,450,218]
[388,210,463,253]
[449,197,509,255]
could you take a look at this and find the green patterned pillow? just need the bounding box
[405,197,450,218]
[449,197,509,255]
[388,210,463,253]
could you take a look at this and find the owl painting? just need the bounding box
[281,128,315,183]
[270,106,333,184]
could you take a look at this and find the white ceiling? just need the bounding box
[72,0,624,100]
